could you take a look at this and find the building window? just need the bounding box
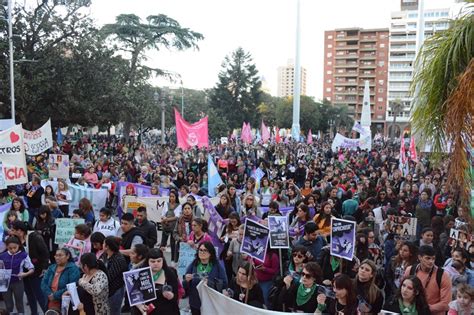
[328,35,333,39]
[380,43,385,48]
[378,97,383,102]
[327,79,332,83]
[326,88,331,92]
[378,61,385,67]
[327,70,332,74]
[378,88,384,93]
[327,61,332,65]
[378,80,384,85]
[327,44,333,48]
[327,53,332,57]
[378,106,383,110]
[327,97,331,101]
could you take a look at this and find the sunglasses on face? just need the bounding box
[292,253,305,259]
[302,272,313,279]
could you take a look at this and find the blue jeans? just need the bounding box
[259,280,273,307]
[108,287,124,315]
[24,275,47,315]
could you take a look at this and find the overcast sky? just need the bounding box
[89,0,457,99]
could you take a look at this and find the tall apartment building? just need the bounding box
[323,28,389,134]
[277,60,307,97]
[386,1,450,136]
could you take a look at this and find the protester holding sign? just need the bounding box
[0,236,35,314]
[135,248,180,315]
[184,241,227,315]
[56,179,72,218]
[161,190,181,263]
[316,273,358,315]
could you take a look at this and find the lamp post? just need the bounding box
[7,0,15,123]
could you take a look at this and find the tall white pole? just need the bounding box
[181,80,184,119]
[291,0,301,141]
[411,0,424,132]
[8,0,15,123]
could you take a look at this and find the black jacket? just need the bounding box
[121,227,146,250]
[24,231,49,277]
[384,298,431,315]
[135,219,157,248]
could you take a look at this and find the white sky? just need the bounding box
[89,0,457,99]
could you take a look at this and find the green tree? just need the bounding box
[209,47,262,131]
[411,3,473,203]
[0,0,127,129]
[101,14,204,139]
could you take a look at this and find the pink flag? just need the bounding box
[307,129,313,144]
[174,109,209,150]
[409,137,418,162]
[241,122,252,144]
[275,127,281,143]
[261,121,270,143]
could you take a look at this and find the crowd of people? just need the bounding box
[0,134,473,315]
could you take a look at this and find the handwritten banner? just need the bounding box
[0,124,28,185]
[23,119,53,155]
[54,218,85,245]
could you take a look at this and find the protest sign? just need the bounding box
[0,162,6,189]
[0,203,10,252]
[449,228,471,249]
[177,243,196,278]
[48,154,70,179]
[0,269,12,292]
[240,219,269,262]
[42,180,107,217]
[175,108,209,150]
[331,133,371,151]
[66,282,81,310]
[123,267,156,307]
[0,124,28,185]
[55,218,85,244]
[268,216,289,249]
[123,195,168,223]
[116,181,170,217]
[197,281,313,315]
[386,216,417,239]
[64,239,86,264]
[330,218,356,261]
[23,119,53,155]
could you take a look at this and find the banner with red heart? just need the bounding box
[0,124,28,185]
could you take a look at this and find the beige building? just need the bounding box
[277,59,307,97]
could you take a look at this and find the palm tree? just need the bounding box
[411,3,473,204]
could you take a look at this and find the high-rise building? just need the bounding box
[386,2,450,137]
[277,59,307,97]
[323,28,389,133]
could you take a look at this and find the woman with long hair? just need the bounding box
[313,201,334,238]
[173,202,194,262]
[215,193,235,219]
[384,276,431,315]
[240,194,261,219]
[259,177,273,208]
[10,197,29,224]
[184,241,228,315]
[34,206,56,261]
[220,212,241,282]
[56,179,72,218]
[224,262,264,308]
[79,198,95,226]
[355,259,384,314]
[316,274,358,315]
[227,185,241,216]
[289,204,310,241]
[134,248,180,315]
[75,253,110,315]
[385,241,418,302]
[161,190,181,264]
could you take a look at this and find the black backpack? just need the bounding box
[409,264,444,288]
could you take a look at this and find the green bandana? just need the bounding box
[197,262,212,274]
[398,299,418,315]
[152,269,163,282]
[330,256,340,272]
[296,283,317,306]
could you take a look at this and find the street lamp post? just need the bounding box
[7,0,15,122]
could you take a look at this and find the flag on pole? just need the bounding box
[409,137,418,162]
[307,129,313,144]
[261,121,270,143]
[56,128,63,145]
[241,122,252,144]
[175,109,209,150]
[208,155,223,197]
[275,127,281,144]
